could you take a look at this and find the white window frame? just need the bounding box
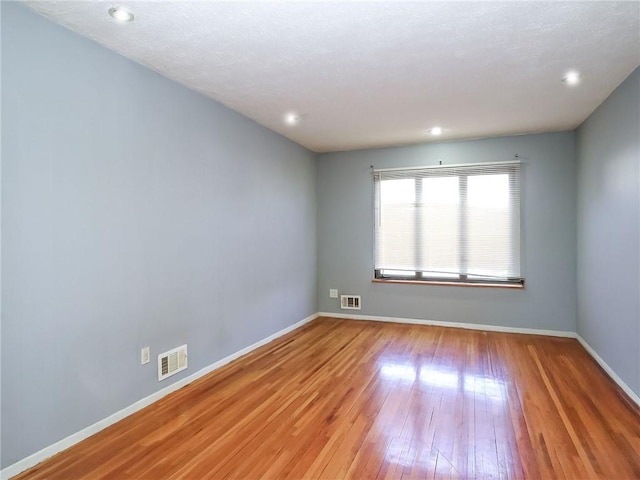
[373,161,523,287]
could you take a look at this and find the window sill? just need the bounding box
[372,279,524,289]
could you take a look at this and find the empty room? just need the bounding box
[1,1,639,479]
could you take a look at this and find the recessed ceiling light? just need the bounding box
[429,126,443,136]
[562,71,581,86]
[284,112,300,126]
[108,6,134,23]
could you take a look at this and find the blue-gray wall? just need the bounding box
[2,0,638,471]
[317,133,577,332]
[0,1,3,468]
[1,3,317,467]
[576,67,640,398]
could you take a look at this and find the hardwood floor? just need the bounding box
[14,317,640,480]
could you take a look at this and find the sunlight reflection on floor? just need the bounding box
[376,359,508,473]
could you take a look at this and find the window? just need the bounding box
[374,162,522,286]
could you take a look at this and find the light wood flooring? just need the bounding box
[14,317,640,479]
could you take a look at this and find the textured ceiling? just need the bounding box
[22,1,640,153]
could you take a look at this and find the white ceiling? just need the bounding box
[23,1,640,153]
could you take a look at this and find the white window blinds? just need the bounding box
[374,162,522,284]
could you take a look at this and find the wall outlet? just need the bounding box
[329,289,338,298]
[141,346,150,365]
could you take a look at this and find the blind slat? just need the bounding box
[374,162,521,282]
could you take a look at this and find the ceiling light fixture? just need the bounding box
[429,126,443,135]
[284,112,300,126]
[108,6,134,23]
[561,71,581,86]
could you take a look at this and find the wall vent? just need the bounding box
[340,295,361,310]
[158,344,188,381]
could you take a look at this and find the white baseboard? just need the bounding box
[5,312,637,479]
[575,335,640,408]
[0,313,318,480]
[318,311,577,338]
[319,312,640,408]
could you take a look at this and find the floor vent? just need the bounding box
[340,295,361,310]
[158,344,188,381]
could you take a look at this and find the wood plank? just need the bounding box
[12,318,640,480]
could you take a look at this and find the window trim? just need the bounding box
[373,161,523,287]
[372,278,525,289]
[374,268,524,286]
